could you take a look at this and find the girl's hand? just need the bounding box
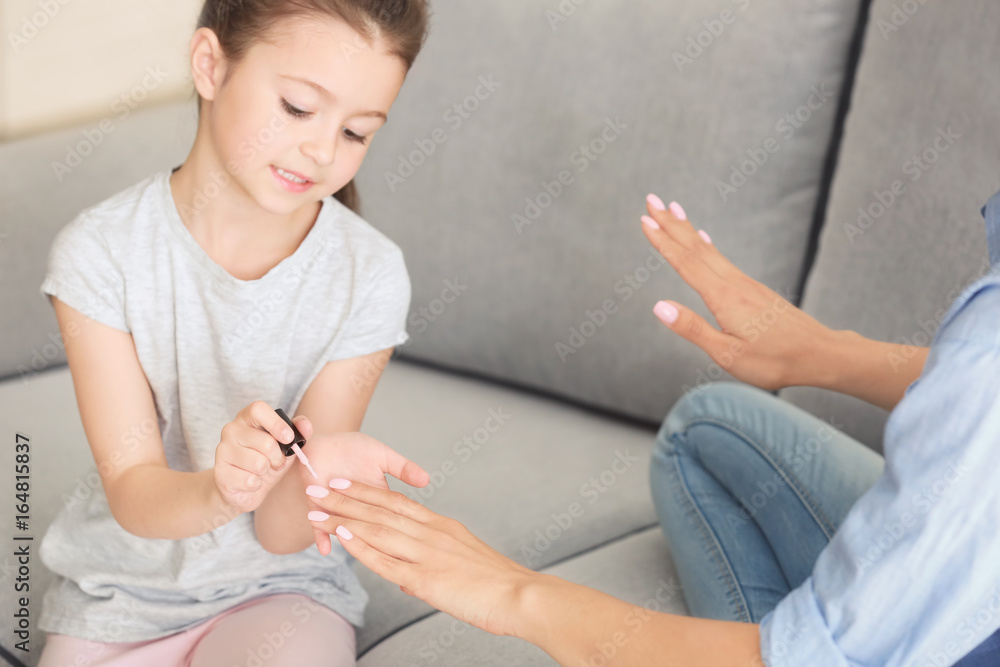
[212,401,305,514]
[305,478,537,637]
[641,196,839,391]
[298,432,431,556]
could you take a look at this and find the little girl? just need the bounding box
[35,1,431,665]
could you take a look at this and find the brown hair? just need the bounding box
[191,0,431,215]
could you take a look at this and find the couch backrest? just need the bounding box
[352,0,871,424]
[3,0,889,435]
[1,101,198,384]
[779,0,1000,452]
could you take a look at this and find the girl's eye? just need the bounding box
[344,129,368,145]
[280,98,310,118]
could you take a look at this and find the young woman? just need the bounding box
[306,190,1000,666]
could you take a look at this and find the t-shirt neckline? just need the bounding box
[158,167,330,290]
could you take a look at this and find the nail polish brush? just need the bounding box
[274,408,318,480]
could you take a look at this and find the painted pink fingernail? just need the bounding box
[306,485,330,498]
[698,229,712,244]
[308,511,330,521]
[647,194,667,211]
[654,301,679,325]
[329,478,352,489]
[641,215,660,231]
[669,202,687,220]
[336,525,353,540]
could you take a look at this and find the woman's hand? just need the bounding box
[298,433,430,556]
[212,401,301,514]
[304,478,538,638]
[641,195,839,391]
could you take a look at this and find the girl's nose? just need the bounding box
[301,135,337,166]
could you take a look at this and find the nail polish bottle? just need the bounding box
[274,407,306,457]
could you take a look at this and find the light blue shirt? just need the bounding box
[759,189,1000,667]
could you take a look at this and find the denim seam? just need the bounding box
[668,432,753,624]
[683,416,838,539]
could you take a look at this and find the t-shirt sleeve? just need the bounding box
[39,212,130,333]
[325,245,411,362]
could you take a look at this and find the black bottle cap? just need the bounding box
[274,408,306,457]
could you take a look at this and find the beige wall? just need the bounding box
[1,0,202,141]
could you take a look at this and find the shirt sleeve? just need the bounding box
[759,282,1000,666]
[39,212,130,333]
[325,244,411,362]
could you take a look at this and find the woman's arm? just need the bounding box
[513,574,762,667]
[305,479,765,666]
[639,198,928,413]
[799,328,930,412]
[53,296,233,539]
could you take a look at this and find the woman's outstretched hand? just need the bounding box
[297,432,430,556]
[305,478,537,638]
[641,195,838,391]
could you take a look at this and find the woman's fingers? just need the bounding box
[331,521,414,588]
[308,508,427,564]
[308,479,435,537]
[653,300,742,367]
[643,195,743,289]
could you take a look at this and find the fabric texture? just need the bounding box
[37,593,356,667]
[758,192,1000,664]
[36,167,411,642]
[779,0,1000,453]
[351,0,867,425]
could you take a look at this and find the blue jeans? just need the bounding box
[649,381,1000,665]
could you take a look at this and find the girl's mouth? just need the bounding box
[271,165,314,192]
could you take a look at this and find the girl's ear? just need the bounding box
[189,26,229,105]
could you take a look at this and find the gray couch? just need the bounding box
[2,0,998,664]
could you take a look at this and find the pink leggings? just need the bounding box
[37,593,356,667]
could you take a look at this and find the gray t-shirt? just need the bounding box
[36,167,411,642]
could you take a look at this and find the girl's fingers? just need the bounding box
[241,401,296,469]
[379,445,430,489]
[313,525,332,556]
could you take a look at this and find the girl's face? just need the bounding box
[196,15,408,215]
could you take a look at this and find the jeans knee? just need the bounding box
[657,381,755,448]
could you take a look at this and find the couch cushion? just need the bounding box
[779,0,1000,453]
[357,526,685,665]
[0,357,662,663]
[352,0,868,424]
[0,100,198,383]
